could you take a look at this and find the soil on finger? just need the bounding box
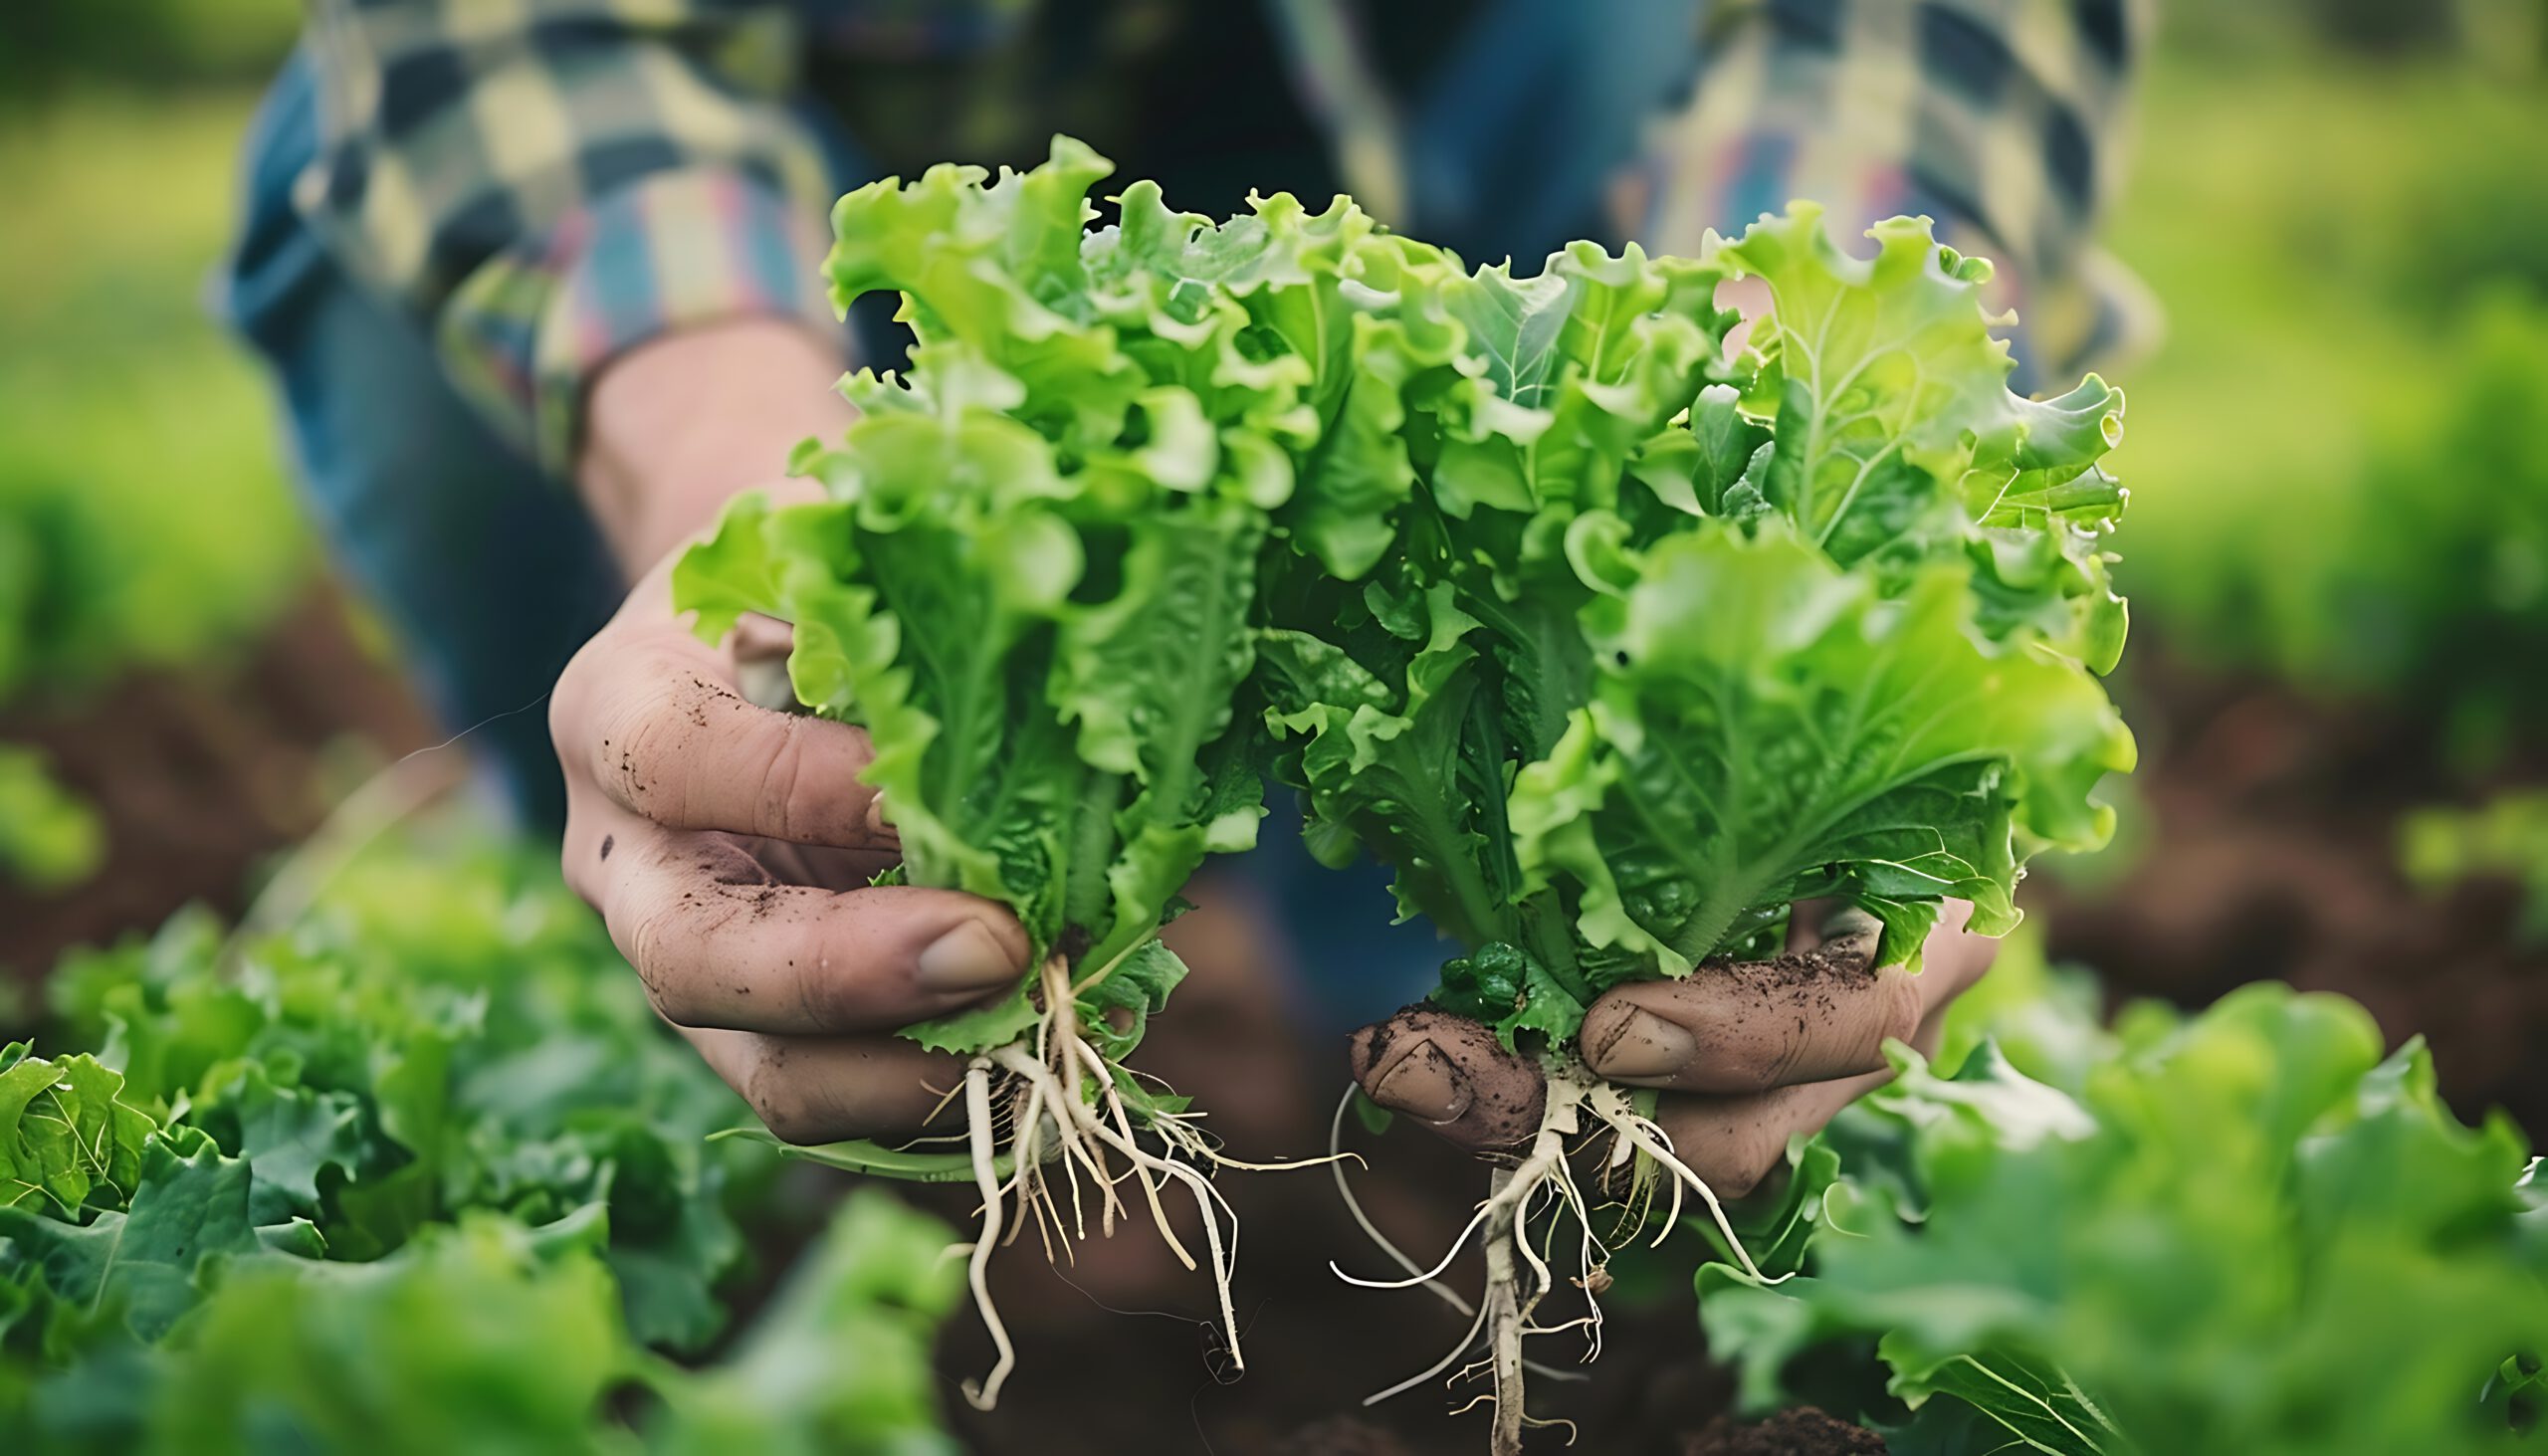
[1358,1003,1548,1148]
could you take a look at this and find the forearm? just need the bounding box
[577,318,855,572]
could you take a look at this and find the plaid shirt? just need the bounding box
[294,0,2153,474]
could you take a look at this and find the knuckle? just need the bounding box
[559,835,600,907]
[1689,1120,1783,1199]
[607,682,689,818]
[620,899,709,1025]
[548,641,603,754]
[787,943,877,1035]
[743,1050,826,1145]
[1874,969,1925,1048]
[753,716,813,841]
[1711,1137,1779,1199]
[1751,1030,1804,1092]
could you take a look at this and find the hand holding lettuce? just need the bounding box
[673,140,2132,1449]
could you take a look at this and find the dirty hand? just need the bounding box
[551,523,1031,1144]
[1346,903,1999,1196]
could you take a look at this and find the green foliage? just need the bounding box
[0,819,963,1454]
[0,1044,153,1221]
[1697,982,2548,1455]
[0,96,310,708]
[9,1193,958,1456]
[0,747,104,893]
[2108,55,2548,769]
[1251,203,2133,1044]
[686,144,2135,1059]
[677,138,1341,1055]
[2405,789,2548,944]
[39,829,760,1350]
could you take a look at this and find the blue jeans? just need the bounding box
[225,54,621,827]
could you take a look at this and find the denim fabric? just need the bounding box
[226,54,622,827]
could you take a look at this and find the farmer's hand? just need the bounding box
[555,320,1030,1146]
[1345,903,1999,1196]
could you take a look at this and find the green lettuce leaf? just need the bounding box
[1513,524,2133,991]
[0,1046,153,1222]
[1699,983,2548,1456]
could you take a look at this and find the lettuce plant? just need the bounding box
[1249,208,2131,1447]
[1697,981,2548,1456]
[673,137,1521,1401]
[2,823,962,1456]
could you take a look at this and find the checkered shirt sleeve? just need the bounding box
[295,0,843,471]
[1640,0,2158,383]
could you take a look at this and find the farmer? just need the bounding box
[227,0,2148,1195]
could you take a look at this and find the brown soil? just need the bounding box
[2038,646,2548,1134]
[0,582,432,990]
[1684,1407,1888,1456]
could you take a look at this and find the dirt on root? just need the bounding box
[0,583,433,992]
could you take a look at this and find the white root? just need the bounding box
[1584,1082,1784,1284]
[1481,1165,1532,1455]
[957,1060,1015,1411]
[946,952,1287,1408]
[1340,1061,1777,1455]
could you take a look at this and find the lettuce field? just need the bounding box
[2,8,2544,1455]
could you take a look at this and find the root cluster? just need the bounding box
[955,952,1320,1409]
[1332,1062,1779,1455]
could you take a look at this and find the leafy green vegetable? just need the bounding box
[1253,202,2133,1045]
[7,1192,959,1456]
[1514,526,2130,992]
[0,747,104,894]
[37,824,760,1352]
[676,137,1320,1055]
[1,818,964,1455]
[2405,788,2548,944]
[647,1191,961,1455]
[0,1043,151,1219]
[1698,982,2548,1455]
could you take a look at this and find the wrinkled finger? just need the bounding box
[682,1024,966,1144]
[1581,900,1999,1095]
[1347,1006,1546,1151]
[578,645,890,848]
[1580,906,1903,1095]
[600,827,1032,1034]
[1644,1003,1952,1199]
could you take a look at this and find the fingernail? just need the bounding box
[1370,1041,1472,1124]
[917,921,1023,993]
[1588,1007,1697,1081]
[864,791,893,839]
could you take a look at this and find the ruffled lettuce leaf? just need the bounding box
[1707,204,2130,670]
[0,1045,153,1221]
[1514,524,2133,994]
[1249,203,2137,1048]
[680,141,1333,1054]
[1698,983,2548,1455]
[689,146,2143,1068]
